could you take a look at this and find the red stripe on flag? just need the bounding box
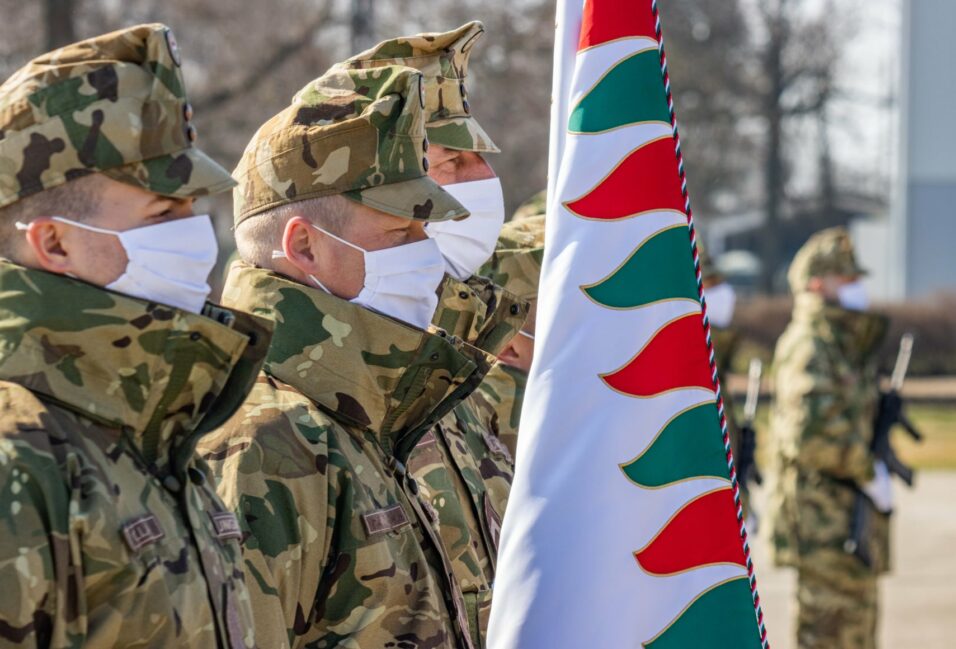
[602,313,713,397]
[635,488,746,576]
[564,137,685,220]
[578,0,659,50]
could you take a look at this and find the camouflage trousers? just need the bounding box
[795,553,878,649]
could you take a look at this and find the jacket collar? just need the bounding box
[432,274,529,356]
[0,260,272,474]
[222,262,498,461]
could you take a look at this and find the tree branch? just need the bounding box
[194,4,336,112]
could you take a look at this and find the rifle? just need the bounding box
[872,333,923,486]
[736,358,763,491]
[844,333,923,567]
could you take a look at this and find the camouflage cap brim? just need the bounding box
[427,116,500,153]
[343,175,467,222]
[102,146,236,198]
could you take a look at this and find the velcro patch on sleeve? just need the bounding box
[210,511,243,541]
[121,514,165,552]
[362,503,410,536]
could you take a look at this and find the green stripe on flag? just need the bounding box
[582,226,699,309]
[568,49,671,134]
[644,578,764,649]
[620,402,727,488]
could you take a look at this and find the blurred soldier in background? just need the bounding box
[0,25,270,647]
[699,246,762,517]
[337,23,527,645]
[768,227,891,649]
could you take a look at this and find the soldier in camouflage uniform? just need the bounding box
[338,23,527,645]
[767,227,890,649]
[697,245,760,516]
[0,25,272,648]
[475,196,547,458]
[199,64,510,648]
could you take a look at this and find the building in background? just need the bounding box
[857,0,956,301]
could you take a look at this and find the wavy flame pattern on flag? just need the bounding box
[487,1,769,647]
[578,1,765,644]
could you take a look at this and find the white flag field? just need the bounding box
[487,1,770,647]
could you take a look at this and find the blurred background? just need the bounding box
[2,2,953,644]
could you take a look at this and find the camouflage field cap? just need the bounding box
[0,24,234,209]
[233,65,467,225]
[479,197,545,301]
[338,21,499,153]
[787,226,868,292]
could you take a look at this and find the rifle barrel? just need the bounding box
[744,358,762,423]
[891,333,914,391]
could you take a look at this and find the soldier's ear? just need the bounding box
[281,216,319,274]
[20,217,74,275]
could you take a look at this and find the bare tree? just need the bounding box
[351,0,376,52]
[752,0,840,292]
[657,0,755,217]
[44,0,76,49]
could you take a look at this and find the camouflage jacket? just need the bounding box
[0,260,271,649]
[768,293,890,573]
[472,363,527,461]
[408,276,525,646]
[199,264,504,649]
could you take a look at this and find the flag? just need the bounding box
[487,1,770,647]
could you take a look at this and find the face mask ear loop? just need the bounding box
[16,216,119,236]
[309,223,367,254]
[307,274,332,294]
[518,330,536,341]
[49,216,120,236]
[272,250,332,294]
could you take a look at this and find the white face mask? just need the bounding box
[18,215,218,314]
[705,282,737,329]
[837,279,869,312]
[277,224,446,330]
[425,177,505,280]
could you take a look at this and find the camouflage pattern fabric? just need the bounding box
[339,22,499,153]
[431,274,529,358]
[796,558,878,649]
[0,24,234,208]
[478,213,545,303]
[767,289,889,649]
[407,275,526,646]
[510,190,546,222]
[787,227,867,289]
[472,363,526,459]
[0,259,272,648]
[199,262,503,649]
[233,65,466,225]
[711,323,751,514]
[469,201,545,460]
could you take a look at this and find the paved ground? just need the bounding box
[749,471,956,649]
